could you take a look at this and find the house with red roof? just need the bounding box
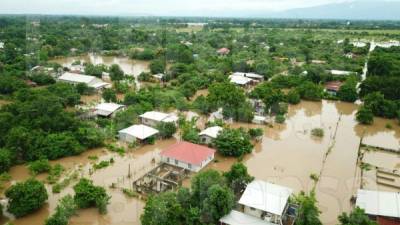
[324,81,343,95]
[160,141,215,172]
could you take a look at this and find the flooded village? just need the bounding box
[0,15,400,225]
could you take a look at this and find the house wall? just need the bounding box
[161,154,214,172]
[244,206,263,218]
[141,118,160,127]
[118,133,137,143]
[200,135,213,144]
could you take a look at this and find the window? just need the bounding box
[188,164,192,169]
[202,138,206,142]
[175,159,178,165]
[166,158,170,163]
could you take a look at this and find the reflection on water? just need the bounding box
[2,101,399,225]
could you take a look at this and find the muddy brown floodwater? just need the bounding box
[1,100,399,225]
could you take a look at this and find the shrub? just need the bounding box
[73,178,111,214]
[286,89,301,104]
[28,159,51,175]
[156,122,177,139]
[5,178,48,217]
[356,106,374,125]
[311,128,324,138]
[275,114,286,124]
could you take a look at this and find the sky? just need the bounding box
[0,0,352,16]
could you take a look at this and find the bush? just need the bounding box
[73,178,110,214]
[0,149,13,173]
[149,59,165,74]
[275,114,286,124]
[5,178,48,217]
[286,89,301,104]
[311,128,324,138]
[45,195,77,225]
[248,128,264,139]
[102,88,117,103]
[30,73,56,85]
[156,122,177,139]
[28,159,51,175]
[356,106,374,125]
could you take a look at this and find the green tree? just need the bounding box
[109,64,124,81]
[102,88,117,102]
[338,207,378,225]
[191,170,225,205]
[28,159,51,175]
[73,178,110,214]
[5,178,48,217]
[156,122,177,139]
[338,78,358,103]
[296,82,324,101]
[141,192,184,225]
[356,106,374,125]
[223,162,254,194]
[201,184,234,224]
[294,191,322,225]
[0,149,12,173]
[213,128,253,157]
[149,59,165,74]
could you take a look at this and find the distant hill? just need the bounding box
[268,0,400,20]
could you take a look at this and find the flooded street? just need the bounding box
[1,101,399,225]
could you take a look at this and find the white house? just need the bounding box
[139,111,178,127]
[221,180,294,225]
[58,72,111,90]
[329,70,355,76]
[118,124,159,143]
[160,141,215,172]
[232,72,264,81]
[94,103,125,117]
[199,126,223,144]
[356,189,400,223]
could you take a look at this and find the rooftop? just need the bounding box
[232,72,264,79]
[220,210,277,225]
[325,81,343,92]
[229,75,254,85]
[160,141,215,166]
[239,180,293,216]
[356,189,400,219]
[119,124,159,140]
[94,103,125,116]
[59,72,98,84]
[199,126,223,139]
[140,111,177,123]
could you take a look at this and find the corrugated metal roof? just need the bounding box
[220,210,277,225]
[119,124,159,140]
[356,189,400,219]
[239,180,293,216]
[199,126,223,139]
[95,103,125,116]
[59,72,97,84]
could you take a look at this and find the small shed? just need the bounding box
[199,126,223,144]
[94,103,125,117]
[324,81,343,95]
[119,124,159,143]
[160,141,215,172]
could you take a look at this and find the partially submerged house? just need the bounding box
[140,111,178,127]
[356,189,400,225]
[118,124,159,143]
[199,126,223,144]
[160,141,215,172]
[324,81,343,95]
[220,180,297,225]
[58,72,111,90]
[94,103,125,118]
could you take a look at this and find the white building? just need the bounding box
[199,126,223,144]
[94,103,125,117]
[160,141,215,172]
[0,42,4,49]
[229,74,254,86]
[232,72,264,81]
[58,72,111,90]
[356,189,400,222]
[221,180,294,225]
[329,70,355,76]
[139,111,178,127]
[118,124,159,143]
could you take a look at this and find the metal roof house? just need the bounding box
[356,189,400,225]
[119,124,159,143]
[94,103,125,117]
[220,180,297,225]
[160,141,215,172]
[232,72,264,81]
[229,74,254,86]
[139,111,178,127]
[199,126,223,144]
[58,72,110,90]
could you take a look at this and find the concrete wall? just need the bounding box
[244,206,263,218]
[141,118,159,128]
[118,133,137,143]
[200,135,213,145]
